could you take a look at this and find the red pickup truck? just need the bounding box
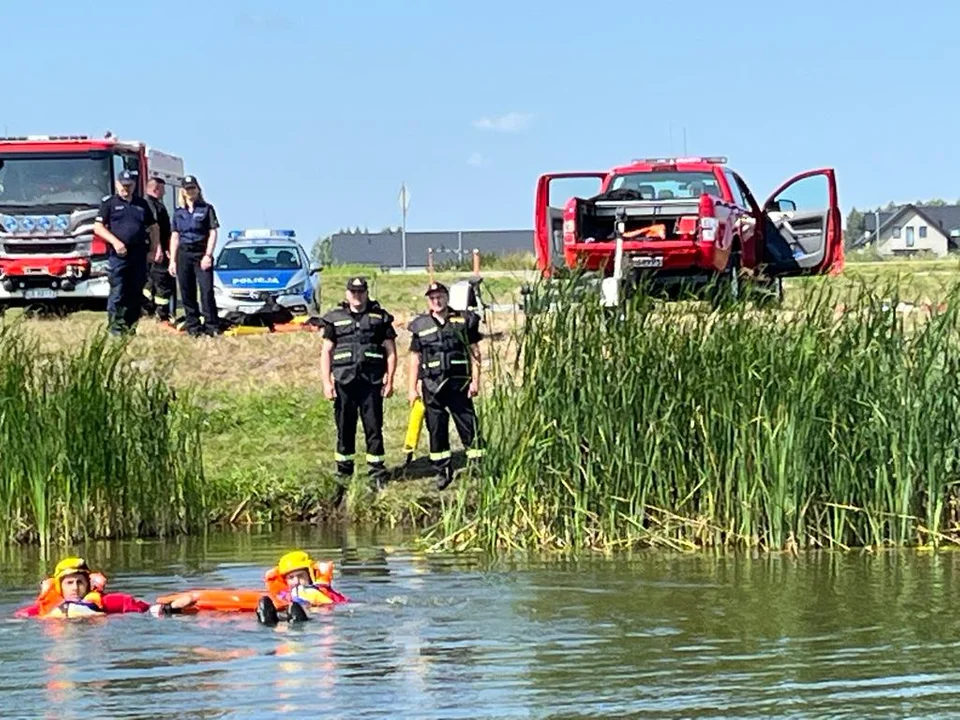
[533,156,843,302]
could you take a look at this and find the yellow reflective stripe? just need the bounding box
[429,450,452,460]
[449,317,465,324]
[466,448,485,459]
[426,360,441,368]
[333,351,351,360]
[333,319,352,326]
[450,359,468,364]
[364,351,384,358]
[335,453,354,462]
[417,326,439,337]
[154,295,169,302]
[368,312,383,319]
[366,454,385,464]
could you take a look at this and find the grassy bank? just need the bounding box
[9,261,960,549]
[0,325,207,546]
[429,274,960,552]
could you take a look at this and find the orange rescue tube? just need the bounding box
[154,589,287,613]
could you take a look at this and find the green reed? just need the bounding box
[429,275,960,552]
[0,325,208,546]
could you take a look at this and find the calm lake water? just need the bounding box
[2,526,960,718]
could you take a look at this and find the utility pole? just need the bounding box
[398,182,410,270]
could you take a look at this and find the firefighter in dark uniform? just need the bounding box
[320,277,398,489]
[169,175,221,337]
[93,170,158,335]
[143,176,175,321]
[407,281,484,490]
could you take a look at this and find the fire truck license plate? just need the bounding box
[24,289,57,300]
[630,255,663,268]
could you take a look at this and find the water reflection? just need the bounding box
[4,531,960,717]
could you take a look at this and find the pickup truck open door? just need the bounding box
[760,168,844,276]
[534,172,607,276]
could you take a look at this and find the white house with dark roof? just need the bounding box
[855,204,960,257]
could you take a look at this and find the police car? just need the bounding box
[213,229,321,316]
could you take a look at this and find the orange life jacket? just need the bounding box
[36,572,107,618]
[263,561,336,606]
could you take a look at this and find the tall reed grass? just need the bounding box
[0,324,208,546]
[430,276,960,552]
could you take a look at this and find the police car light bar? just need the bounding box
[227,228,297,240]
[632,156,728,165]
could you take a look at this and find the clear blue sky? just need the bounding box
[3,0,956,249]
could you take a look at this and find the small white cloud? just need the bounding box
[471,112,535,133]
[467,152,486,167]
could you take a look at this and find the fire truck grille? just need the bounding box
[2,243,78,255]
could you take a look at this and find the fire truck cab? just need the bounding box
[0,133,185,311]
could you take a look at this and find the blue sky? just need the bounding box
[3,0,957,250]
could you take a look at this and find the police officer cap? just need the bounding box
[425,281,448,296]
[346,276,368,291]
[117,170,136,185]
[182,175,199,187]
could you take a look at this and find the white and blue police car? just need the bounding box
[213,229,321,316]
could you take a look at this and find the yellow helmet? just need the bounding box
[54,556,91,580]
[277,550,313,577]
[53,557,91,592]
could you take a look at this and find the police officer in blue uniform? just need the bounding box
[407,281,484,490]
[93,170,159,335]
[169,175,221,337]
[321,276,398,490]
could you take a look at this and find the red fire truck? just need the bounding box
[0,133,185,312]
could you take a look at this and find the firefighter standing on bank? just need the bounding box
[320,277,398,490]
[407,281,484,490]
[143,176,176,321]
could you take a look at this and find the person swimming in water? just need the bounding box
[13,556,195,619]
[257,550,349,625]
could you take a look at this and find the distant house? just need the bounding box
[854,204,960,257]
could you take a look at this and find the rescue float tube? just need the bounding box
[154,589,288,613]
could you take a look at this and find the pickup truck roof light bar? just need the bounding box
[631,156,728,165]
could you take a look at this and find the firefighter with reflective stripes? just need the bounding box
[320,277,397,489]
[407,281,484,490]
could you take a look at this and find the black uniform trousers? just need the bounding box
[107,245,148,334]
[422,379,482,473]
[145,257,177,321]
[334,379,387,480]
[176,246,219,335]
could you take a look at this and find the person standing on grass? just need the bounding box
[320,276,398,492]
[93,170,159,336]
[169,175,221,337]
[143,176,176,322]
[407,281,484,490]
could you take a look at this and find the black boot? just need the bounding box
[368,463,388,491]
[256,596,279,626]
[287,602,309,623]
[436,465,454,491]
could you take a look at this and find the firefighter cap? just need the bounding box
[117,170,136,185]
[425,281,448,296]
[346,276,368,291]
[182,175,199,188]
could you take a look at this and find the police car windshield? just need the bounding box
[216,245,303,270]
[608,171,719,200]
[0,153,112,209]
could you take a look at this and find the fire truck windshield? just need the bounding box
[0,153,112,210]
